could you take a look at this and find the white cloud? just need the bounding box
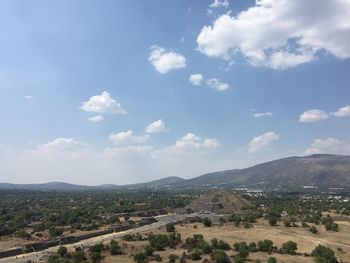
[197,0,350,69]
[152,133,220,159]
[88,115,104,123]
[248,131,279,153]
[8,134,225,185]
[305,137,350,155]
[145,119,168,134]
[332,105,350,117]
[174,133,220,151]
[209,0,229,9]
[80,91,126,114]
[189,74,204,86]
[23,95,33,100]
[207,78,230,91]
[299,109,329,123]
[149,45,186,74]
[109,130,149,146]
[254,112,273,118]
[38,137,86,151]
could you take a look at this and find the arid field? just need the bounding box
[94,218,350,263]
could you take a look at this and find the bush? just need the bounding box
[148,234,169,250]
[203,218,212,227]
[91,251,102,263]
[191,250,201,260]
[212,250,229,263]
[267,257,276,263]
[145,245,154,256]
[312,245,338,263]
[234,255,244,263]
[309,225,318,234]
[168,254,179,263]
[48,255,60,263]
[49,227,64,237]
[166,223,175,232]
[134,252,147,263]
[110,240,121,255]
[282,240,297,255]
[89,243,104,253]
[211,238,230,250]
[57,246,68,257]
[200,241,212,254]
[72,250,87,263]
[257,239,273,252]
[238,247,249,259]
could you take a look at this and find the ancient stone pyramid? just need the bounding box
[186,189,250,214]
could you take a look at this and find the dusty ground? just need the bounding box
[101,218,350,263]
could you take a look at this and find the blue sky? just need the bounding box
[1,0,350,185]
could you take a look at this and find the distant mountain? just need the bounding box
[0,182,92,191]
[0,176,184,191]
[172,154,350,189]
[1,155,350,191]
[124,176,185,188]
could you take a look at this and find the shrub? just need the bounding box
[258,239,273,252]
[144,245,154,256]
[133,252,147,263]
[267,257,276,263]
[166,223,175,232]
[191,250,201,260]
[203,218,212,227]
[309,225,318,234]
[110,240,121,255]
[48,255,60,263]
[168,254,179,263]
[49,227,64,237]
[72,250,86,263]
[57,246,68,257]
[312,245,338,263]
[91,251,102,263]
[148,234,169,250]
[282,240,297,255]
[212,250,229,263]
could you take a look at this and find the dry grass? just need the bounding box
[101,218,350,263]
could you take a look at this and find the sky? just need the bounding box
[0,0,350,185]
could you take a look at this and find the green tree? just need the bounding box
[57,246,68,257]
[133,252,147,263]
[203,218,212,227]
[282,240,297,255]
[257,239,273,252]
[191,250,201,260]
[144,245,154,256]
[166,223,175,232]
[312,245,338,263]
[168,254,179,263]
[91,251,102,263]
[110,240,121,255]
[48,255,60,263]
[72,250,87,263]
[49,227,64,237]
[212,250,229,263]
[310,225,318,234]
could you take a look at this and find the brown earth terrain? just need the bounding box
[97,218,350,263]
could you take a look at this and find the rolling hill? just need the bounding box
[172,154,350,189]
[1,154,350,190]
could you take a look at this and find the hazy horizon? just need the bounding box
[1,0,350,185]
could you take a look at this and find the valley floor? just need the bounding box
[101,218,350,263]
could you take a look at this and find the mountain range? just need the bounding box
[1,154,350,190]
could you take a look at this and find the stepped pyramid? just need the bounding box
[186,189,250,214]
